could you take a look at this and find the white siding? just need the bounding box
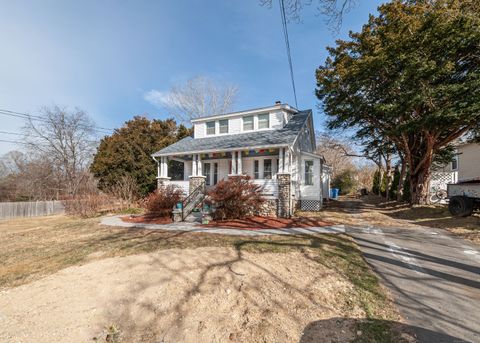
[230,117,242,134]
[194,122,206,138]
[299,155,322,200]
[271,110,284,129]
[191,109,293,138]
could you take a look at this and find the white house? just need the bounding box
[152,102,331,218]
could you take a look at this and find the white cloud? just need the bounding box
[143,89,171,108]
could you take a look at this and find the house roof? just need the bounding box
[152,109,311,157]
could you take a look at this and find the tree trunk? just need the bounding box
[397,160,407,202]
[385,153,392,201]
[409,163,432,205]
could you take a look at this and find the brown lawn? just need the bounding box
[0,214,403,343]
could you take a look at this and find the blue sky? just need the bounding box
[0,0,384,155]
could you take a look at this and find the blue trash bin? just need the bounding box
[330,188,339,199]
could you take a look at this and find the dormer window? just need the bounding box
[258,113,270,129]
[206,121,216,135]
[243,115,254,131]
[219,119,229,134]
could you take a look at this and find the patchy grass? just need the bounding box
[387,205,480,244]
[0,214,401,341]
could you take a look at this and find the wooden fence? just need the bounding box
[0,200,65,220]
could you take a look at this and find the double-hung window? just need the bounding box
[263,159,272,179]
[206,121,216,135]
[451,155,458,171]
[254,160,260,179]
[258,113,269,129]
[243,115,254,131]
[219,119,229,134]
[204,163,211,186]
[305,160,314,185]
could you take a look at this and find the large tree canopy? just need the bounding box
[316,0,480,204]
[90,117,191,196]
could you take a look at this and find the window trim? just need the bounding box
[243,115,254,131]
[451,153,458,171]
[258,113,270,130]
[219,119,229,134]
[206,121,216,135]
[304,160,314,185]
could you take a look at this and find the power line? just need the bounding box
[0,130,100,144]
[279,0,298,108]
[0,108,113,134]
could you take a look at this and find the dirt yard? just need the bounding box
[0,215,400,343]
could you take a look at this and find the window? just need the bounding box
[204,163,211,186]
[263,159,272,179]
[219,119,229,134]
[213,163,218,185]
[305,160,314,185]
[243,115,254,131]
[206,121,215,135]
[254,160,260,179]
[451,154,458,170]
[258,113,270,129]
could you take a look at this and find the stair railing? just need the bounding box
[181,183,206,221]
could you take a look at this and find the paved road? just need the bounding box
[344,203,480,343]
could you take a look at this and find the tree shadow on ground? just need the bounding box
[97,232,395,342]
[300,317,469,343]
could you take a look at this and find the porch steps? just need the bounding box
[184,211,202,223]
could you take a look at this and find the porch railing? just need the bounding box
[181,183,206,221]
[252,179,278,198]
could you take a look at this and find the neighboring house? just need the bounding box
[152,102,331,218]
[431,142,480,192]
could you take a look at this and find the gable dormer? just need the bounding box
[191,103,298,139]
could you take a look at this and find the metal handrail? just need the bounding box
[181,183,205,220]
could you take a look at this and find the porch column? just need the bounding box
[237,150,242,174]
[231,151,237,175]
[192,154,197,176]
[284,148,291,173]
[278,148,284,173]
[156,156,171,189]
[197,154,203,176]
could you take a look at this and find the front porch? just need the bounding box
[155,147,292,198]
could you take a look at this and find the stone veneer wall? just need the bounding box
[257,199,277,217]
[189,176,206,194]
[277,173,291,218]
[157,177,170,189]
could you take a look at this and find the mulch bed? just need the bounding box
[121,213,173,225]
[201,216,334,230]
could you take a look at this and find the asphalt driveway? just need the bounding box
[344,204,480,343]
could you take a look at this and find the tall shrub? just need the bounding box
[207,176,265,220]
[142,185,183,217]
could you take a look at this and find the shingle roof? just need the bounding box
[152,110,311,156]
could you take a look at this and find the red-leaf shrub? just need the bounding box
[207,176,265,220]
[141,184,183,217]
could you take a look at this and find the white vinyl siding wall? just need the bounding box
[299,153,322,200]
[192,109,293,138]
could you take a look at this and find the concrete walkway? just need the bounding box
[100,215,345,236]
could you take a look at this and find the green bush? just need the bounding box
[332,169,357,195]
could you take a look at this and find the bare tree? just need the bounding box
[107,175,139,209]
[146,75,238,123]
[260,0,357,29]
[22,106,98,197]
